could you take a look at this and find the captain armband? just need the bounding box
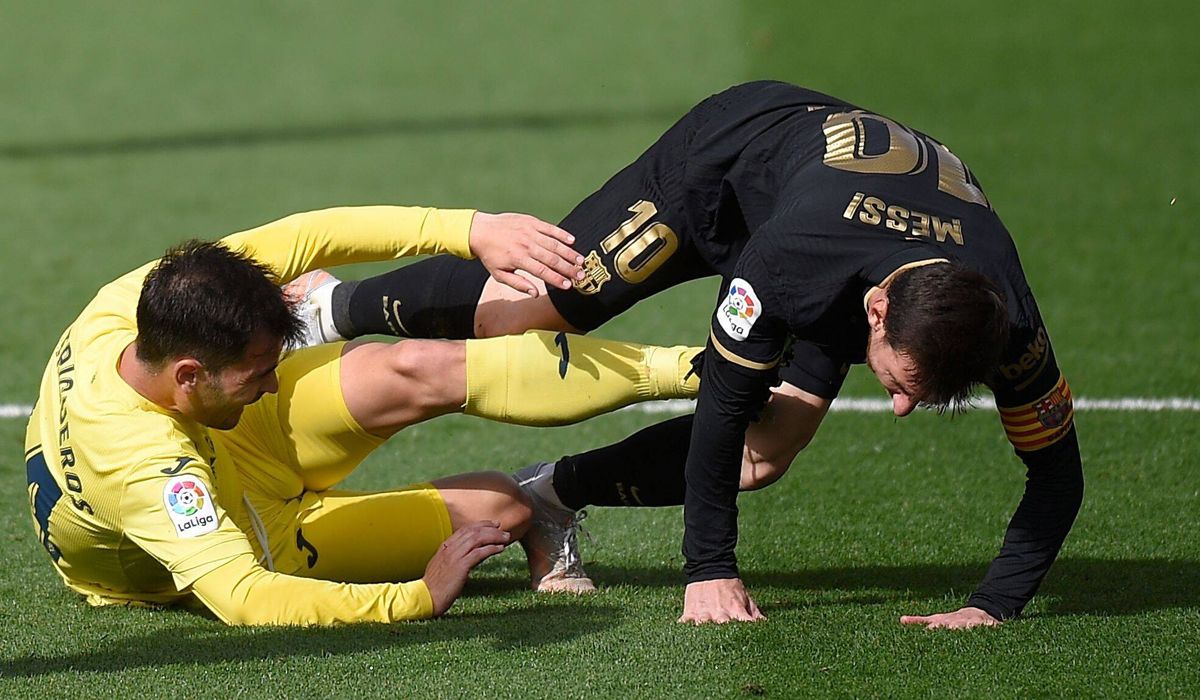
[998,373,1075,452]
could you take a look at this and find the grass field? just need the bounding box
[2,1,1198,697]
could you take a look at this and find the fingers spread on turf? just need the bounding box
[899,615,931,625]
[899,610,999,630]
[680,577,766,625]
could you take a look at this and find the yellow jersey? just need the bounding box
[24,206,475,624]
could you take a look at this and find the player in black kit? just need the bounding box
[302,81,1082,628]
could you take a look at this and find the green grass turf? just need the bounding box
[2,1,1198,697]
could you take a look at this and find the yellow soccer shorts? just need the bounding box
[214,341,453,584]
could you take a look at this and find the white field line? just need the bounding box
[622,397,1200,415]
[1,404,34,419]
[3,398,1199,420]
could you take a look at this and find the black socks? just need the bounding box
[552,414,695,510]
[332,255,490,339]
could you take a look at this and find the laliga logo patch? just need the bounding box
[168,480,205,515]
[718,278,760,342]
[163,475,219,538]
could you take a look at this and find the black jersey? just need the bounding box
[591,82,1081,620]
[377,81,1081,620]
[700,84,1062,412]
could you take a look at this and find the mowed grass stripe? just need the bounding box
[3,409,1197,699]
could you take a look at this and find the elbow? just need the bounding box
[738,410,817,491]
[739,450,794,491]
[740,466,785,491]
[193,564,287,628]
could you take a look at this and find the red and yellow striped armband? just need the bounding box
[998,374,1075,452]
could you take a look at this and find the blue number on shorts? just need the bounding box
[25,449,63,561]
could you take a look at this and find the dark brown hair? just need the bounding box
[135,240,302,371]
[883,263,1009,411]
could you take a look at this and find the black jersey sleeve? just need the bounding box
[777,339,853,400]
[968,300,1083,620]
[682,246,789,582]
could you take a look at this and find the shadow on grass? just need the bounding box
[0,106,684,160]
[5,558,1193,678]
[585,557,1200,617]
[0,597,619,679]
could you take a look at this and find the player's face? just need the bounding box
[865,334,922,417]
[195,333,284,430]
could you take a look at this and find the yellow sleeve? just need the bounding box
[191,552,433,626]
[66,206,474,345]
[219,206,477,284]
[121,459,258,589]
[123,458,434,625]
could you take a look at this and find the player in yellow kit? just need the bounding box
[24,205,700,626]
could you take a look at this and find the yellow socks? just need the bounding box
[464,330,700,426]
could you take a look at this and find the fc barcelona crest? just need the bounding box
[573,251,612,295]
[1034,390,1070,429]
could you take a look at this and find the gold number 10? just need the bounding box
[599,200,680,284]
[822,111,990,208]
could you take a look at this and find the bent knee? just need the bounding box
[384,339,464,404]
[473,471,533,538]
[387,339,462,379]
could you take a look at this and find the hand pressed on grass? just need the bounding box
[900,606,1000,630]
[679,577,766,624]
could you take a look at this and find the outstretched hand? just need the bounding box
[422,521,511,617]
[468,212,584,297]
[678,578,766,624]
[900,606,1000,630]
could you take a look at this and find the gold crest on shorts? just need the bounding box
[573,251,612,295]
